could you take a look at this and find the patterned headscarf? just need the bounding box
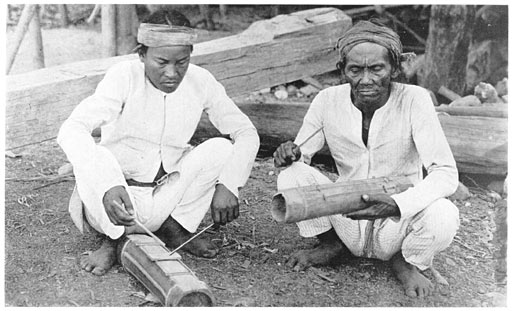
[137,23,198,47]
[335,20,403,69]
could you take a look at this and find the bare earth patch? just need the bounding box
[4,140,507,307]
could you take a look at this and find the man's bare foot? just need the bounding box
[156,216,218,258]
[391,252,434,298]
[80,237,118,276]
[286,228,348,271]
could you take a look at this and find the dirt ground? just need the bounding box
[4,140,508,307]
[4,4,508,308]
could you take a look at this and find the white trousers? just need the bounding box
[277,162,460,270]
[69,138,233,239]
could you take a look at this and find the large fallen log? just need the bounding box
[194,102,508,176]
[436,104,508,118]
[6,8,352,150]
[438,114,507,175]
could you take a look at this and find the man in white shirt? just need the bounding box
[273,20,459,298]
[58,9,259,276]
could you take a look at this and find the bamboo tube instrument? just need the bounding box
[112,201,215,306]
[118,234,215,306]
[271,176,413,223]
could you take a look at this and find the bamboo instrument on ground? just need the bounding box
[271,176,413,223]
[118,234,215,307]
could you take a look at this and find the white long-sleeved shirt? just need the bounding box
[295,82,458,219]
[58,60,259,198]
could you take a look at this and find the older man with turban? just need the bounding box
[273,20,459,298]
[58,9,259,275]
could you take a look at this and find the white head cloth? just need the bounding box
[137,23,198,47]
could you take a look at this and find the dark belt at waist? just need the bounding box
[126,179,157,188]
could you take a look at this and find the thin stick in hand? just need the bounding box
[296,127,323,148]
[296,127,323,149]
[112,200,168,250]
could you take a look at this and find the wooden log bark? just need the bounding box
[419,5,476,95]
[194,102,507,176]
[438,114,507,175]
[6,8,352,149]
[436,104,507,118]
[438,85,462,101]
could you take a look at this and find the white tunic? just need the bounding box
[278,82,460,269]
[57,60,259,238]
[294,82,459,219]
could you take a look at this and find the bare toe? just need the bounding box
[79,239,117,275]
[201,247,218,258]
[392,253,434,298]
[405,288,418,298]
[92,267,107,276]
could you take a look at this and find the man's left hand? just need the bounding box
[211,183,239,225]
[344,194,400,220]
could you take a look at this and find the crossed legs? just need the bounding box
[277,162,459,298]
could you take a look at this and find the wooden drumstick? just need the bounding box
[168,223,215,256]
[113,200,214,256]
[113,200,169,250]
[296,127,323,148]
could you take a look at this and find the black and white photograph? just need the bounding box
[3,2,508,307]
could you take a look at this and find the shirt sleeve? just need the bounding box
[294,90,327,165]
[203,73,260,198]
[57,63,129,199]
[391,87,459,219]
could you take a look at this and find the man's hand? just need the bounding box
[211,184,239,225]
[273,141,301,168]
[103,185,135,226]
[344,193,400,220]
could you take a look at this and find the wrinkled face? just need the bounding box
[139,45,192,93]
[343,42,399,109]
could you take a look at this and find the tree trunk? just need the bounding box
[58,4,69,27]
[116,4,138,55]
[219,5,228,23]
[6,4,37,74]
[28,5,45,70]
[101,4,117,57]
[419,5,476,96]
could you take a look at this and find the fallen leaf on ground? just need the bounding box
[227,297,256,307]
[242,241,256,248]
[5,151,21,158]
[211,284,227,290]
[130,291,146,299]
[445,258,457,266]
[430,267,449,286]
[145,292,160,303]
[263,247,278,254]
[241,260,251,269]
